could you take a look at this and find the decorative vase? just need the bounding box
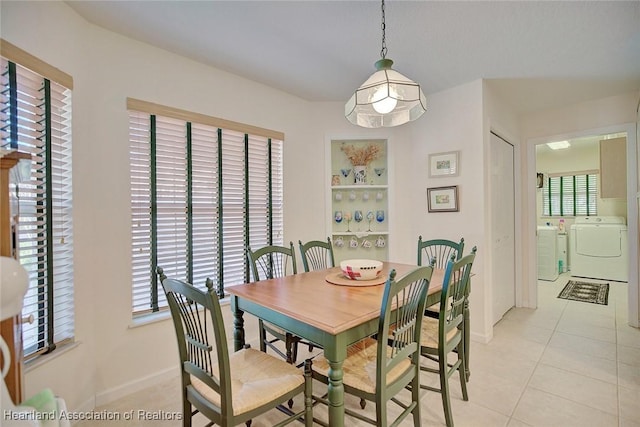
[353,165,367,184]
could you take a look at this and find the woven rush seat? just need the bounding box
[191,348,305,416]
[312,337,411,394]
[261,322,290,337]
[420,316,459,348]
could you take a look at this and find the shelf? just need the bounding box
[329,138,388,263]
[332,185,388,190]
[332,231,388,236]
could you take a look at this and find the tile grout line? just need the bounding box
[506,281,568,426]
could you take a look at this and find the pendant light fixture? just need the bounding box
[345,0,427,128]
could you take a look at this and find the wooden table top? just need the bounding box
[227,262,443,336]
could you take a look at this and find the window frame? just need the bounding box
[542,171,598,217]
[128,98,285,316]
[1,39,75,360]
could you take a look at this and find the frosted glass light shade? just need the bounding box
[345,59,426,128]
[371,86,398,114]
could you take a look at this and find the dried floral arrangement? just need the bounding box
[340,143,383,166]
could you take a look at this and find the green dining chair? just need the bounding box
[298,238,334,354]
[417,236,471,382]
[246,243,302,366]
[417,236,465,268]
[419,247,477,427]
[157,267,313,427]
[311,265,434,426]
[298,237,335,272]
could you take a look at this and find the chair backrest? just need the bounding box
[417,236,465,269]
[156,267,232,420]
[438,247,477,348]
[247,242,297,281]
[298,238,335,272]
[377,264,434,399]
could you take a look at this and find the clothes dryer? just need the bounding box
[569,216,628,282]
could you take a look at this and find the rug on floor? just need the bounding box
[557,280,609,305]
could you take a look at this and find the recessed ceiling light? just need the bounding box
[547,141,571,150]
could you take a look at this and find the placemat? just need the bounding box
[325,271,386,287]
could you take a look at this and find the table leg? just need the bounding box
[230,297,245,352]
[327,358,345,427]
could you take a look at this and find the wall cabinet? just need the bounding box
[328,139,388,263]
[599,137,627,199]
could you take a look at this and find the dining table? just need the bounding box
[227,261,468,427]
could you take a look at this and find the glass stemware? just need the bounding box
[354,210,363,231]
[374,167,385,177]
[376,210,385,223]
[340,168,352,179]
[344,211,352,232]
[366,211,374,231]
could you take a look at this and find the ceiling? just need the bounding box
[65,1,640,114]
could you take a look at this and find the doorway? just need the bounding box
[490,132,515,323]
[528,125,639,327]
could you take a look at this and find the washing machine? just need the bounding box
[537,225,558,281]
[569,216,628,282]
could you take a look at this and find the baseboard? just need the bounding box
[94,366,179,407]
[471,330,492,344]
[73,396,95,414]
[66,395,96,425]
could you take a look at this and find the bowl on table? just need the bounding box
[340,259,383,281]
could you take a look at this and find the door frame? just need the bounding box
[525,123,639,327]
[489,131,516,323]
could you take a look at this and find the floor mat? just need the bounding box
[557,280,609,305]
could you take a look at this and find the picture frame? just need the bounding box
[428,150,460,178]
[427,185,459,213]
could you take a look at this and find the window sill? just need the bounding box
[129,296,231,329]
[24,341,81,373]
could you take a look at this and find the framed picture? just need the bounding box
[427,185,459,212]
[428,150,460,177]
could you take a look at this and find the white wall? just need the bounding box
[400,80,491,341]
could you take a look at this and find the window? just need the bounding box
[128,99,284,315]
[543,173,598,216]
[1,41,74,360]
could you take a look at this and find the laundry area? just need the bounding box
[570,216,628,282]
[535,134,629,283]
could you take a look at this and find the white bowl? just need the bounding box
[340,259,383,281]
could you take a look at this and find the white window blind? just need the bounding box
[129,107,284,315]
[1,56,74,359]
[543,173,597,217]
[190,123,219,288]
[221,130,247,290]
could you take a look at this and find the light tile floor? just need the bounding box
[79,273,640,426]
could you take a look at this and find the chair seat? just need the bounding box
[312,337,411,394]
[191,348,304,416]
[425,303,439,316]
[263,321,293,338]
[420,317,458,349]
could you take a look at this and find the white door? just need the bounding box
[490,132,515,323]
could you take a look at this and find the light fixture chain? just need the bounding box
[380,0,387,59]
